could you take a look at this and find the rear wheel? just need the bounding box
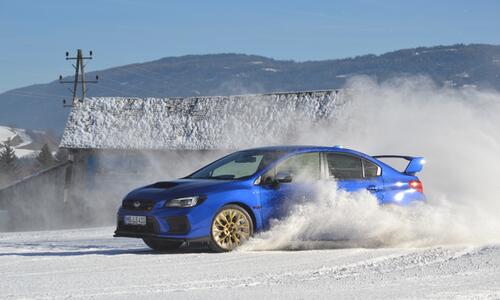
[209,204,253,252]
[142,238,183,251]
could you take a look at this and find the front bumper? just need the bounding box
[114,206,212,240]
[115,215,189,235]
[113,231,209,243]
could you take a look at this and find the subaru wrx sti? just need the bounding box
[115,146,425,252]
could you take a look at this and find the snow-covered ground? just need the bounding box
[0,227,498,299]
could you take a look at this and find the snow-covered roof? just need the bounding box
[60,90,346,150]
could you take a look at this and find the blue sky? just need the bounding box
[0,0,499,92]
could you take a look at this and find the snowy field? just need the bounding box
[0,227,499,299]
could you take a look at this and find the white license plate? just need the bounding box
[124,215,147,226]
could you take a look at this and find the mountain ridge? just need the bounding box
[1,43,500,134]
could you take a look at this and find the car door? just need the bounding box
[258,152,321,228]
[324,152,384,201]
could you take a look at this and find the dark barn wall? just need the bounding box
[66,149,227,227]
[0,162,72,231]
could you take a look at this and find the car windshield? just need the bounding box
[187,150,286,180]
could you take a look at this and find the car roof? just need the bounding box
[244,145,333,151]
[243,145,369,157]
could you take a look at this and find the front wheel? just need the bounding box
[209,204,253,252]
[142,238,183,251]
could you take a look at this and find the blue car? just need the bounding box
[114,146,425,252]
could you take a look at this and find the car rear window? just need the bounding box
[326,153,363,179]
[363,159,381,177]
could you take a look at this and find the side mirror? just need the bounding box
[276,171,293,183]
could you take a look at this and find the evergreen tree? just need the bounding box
[36,143,56,169]
[0,138,19,181]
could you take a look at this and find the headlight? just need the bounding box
[165,196,205,208]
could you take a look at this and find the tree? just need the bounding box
[36,143,56,169]
[0,138,19,182]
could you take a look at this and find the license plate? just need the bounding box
[124,215,147,226]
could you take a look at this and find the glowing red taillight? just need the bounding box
[409,180,424,193]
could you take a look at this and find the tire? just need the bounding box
[142,238,183,251]
[209,204,254,252]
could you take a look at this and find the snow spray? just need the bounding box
[242,76,500,250]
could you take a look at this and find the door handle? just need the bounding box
[367,185,381,192]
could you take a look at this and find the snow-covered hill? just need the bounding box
[0,126,37,158]
[0,227,498,299]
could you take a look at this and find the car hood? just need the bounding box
[124,178,247,202]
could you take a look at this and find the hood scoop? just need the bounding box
[150,181,180,189]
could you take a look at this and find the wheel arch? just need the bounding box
[224,201,257,232]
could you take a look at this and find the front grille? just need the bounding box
[122,199,155,211]
[166,216,190,234]
[116,216,159,234]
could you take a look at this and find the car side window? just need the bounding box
[264,152,320,182]
[363,159,381,177]
[326,153,363,179]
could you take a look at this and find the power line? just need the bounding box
[93,81,143,97]
[4,83,131,99]
[101,76,156,95]
[3,90,67,98]
[129,64,166,77]
[127,65,170,82]
[110,66,177,95]
[1,92,60,100]
[119,68,167,86]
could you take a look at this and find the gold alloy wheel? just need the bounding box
[211,208,251,251]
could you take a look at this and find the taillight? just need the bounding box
[409,180,423,193]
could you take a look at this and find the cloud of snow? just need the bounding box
[242,76,500,250]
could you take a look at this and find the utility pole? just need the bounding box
[59,49,98,107]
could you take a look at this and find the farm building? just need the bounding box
[0,90,346,231]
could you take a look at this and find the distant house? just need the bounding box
[60,90,345,200]
[1,90,345,230]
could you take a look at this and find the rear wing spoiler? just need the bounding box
[372,155,425,175]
